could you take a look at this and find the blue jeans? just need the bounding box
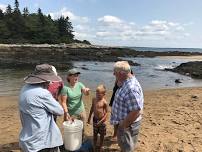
[117,121,141,152]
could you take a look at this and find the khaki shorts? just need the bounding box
[71,110,86,123]
[117,121,141,152]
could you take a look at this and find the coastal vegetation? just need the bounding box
[0,0,90,44]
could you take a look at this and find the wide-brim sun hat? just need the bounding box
[24,64,62,84]
[67,68,81,76]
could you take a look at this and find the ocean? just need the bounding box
[1,47,202,96]
[130,47,202,53]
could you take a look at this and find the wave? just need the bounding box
[154,64,175,70]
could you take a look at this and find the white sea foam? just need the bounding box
[154,64,175,70]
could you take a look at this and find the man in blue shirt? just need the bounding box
[19,64,64,152]
[110,61,144,152]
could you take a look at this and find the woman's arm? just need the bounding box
[60,95,71,121]
[81,87,90,95]
[87,98,94,124]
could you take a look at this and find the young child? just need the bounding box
[87,84,108,152]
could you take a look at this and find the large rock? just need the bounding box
[167,61,202,79]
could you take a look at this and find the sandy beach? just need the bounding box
[159,55,202,61]
[0,87,202,152]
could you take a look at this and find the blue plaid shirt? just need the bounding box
[110,76,144,125]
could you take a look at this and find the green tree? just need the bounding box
[56,16,74,43]
[0,9,4,19]
[37,8,45,26]
[5,5,12,15]
[23,7,29,17]
[11,0,26,42]
[14,0,20,13]
[0,9,10,43]
[0,0,88,44]
[65,16,74,41]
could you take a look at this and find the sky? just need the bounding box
[0,0,202,48]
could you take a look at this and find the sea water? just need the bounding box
[1,56,202,96]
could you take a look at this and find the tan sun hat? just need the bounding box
[24,64,62,84]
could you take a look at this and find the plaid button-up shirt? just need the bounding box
[110,76,144,125]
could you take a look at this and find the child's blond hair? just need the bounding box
[96,84,106,94]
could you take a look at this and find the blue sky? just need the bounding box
[0,0,202,48]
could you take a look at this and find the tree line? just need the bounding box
[0,0,90,44]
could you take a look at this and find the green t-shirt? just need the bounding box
[61,82,85,116]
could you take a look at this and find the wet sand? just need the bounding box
[0,88,202,152]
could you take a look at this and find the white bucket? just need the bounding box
[63,120,83,151]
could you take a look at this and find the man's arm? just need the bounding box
[119,110,140,129]
[119,87,143,129]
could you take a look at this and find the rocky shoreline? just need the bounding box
[0,44,201,65]
[1,43,202,78]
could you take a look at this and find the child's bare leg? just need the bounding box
[111,124,118,142]
[99,133,105,152]
[93,133,98,151]
[112,124,118,137]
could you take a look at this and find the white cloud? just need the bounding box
[184,33,190,37]
[168,22,179,27]
[175,26,185,31]
[49,8,89,23]
[183,22,194,26]
[150,20,167,25]
[149,20,170,31]
[92,17,192,46]
[98,15,122,26]
[0,4,7,12]
[96,31,112,37]
[74,32,88,38]
[48,8,192,47]
[74,25,86,31]
[74,31,95,40]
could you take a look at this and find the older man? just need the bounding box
[19,64,64,152]
[110,61,144,152]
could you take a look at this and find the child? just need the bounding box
[87,84,108,152]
